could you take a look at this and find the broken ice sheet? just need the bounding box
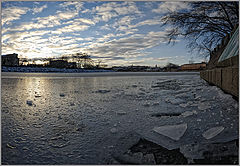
[153,123,188,141]
[202,126,224,140]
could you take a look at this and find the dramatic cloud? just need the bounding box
[152,2,189,14]
[2,6,29,25]
[92,2,141,22]
[32,4,47,14]
[56,24,90,33]
[57,11,78,20]
[59,1,84,11]
[84,30,168,60]
[132,17,162,27]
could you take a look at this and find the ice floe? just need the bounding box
[198,102,211,110]
[153,123,188,141]
[181,110,197,118]
[117,111,127,115]
[143,103,150,107]
[110,128,118,134]
[202,126,224,139]
[165,98,185,105]
[179,103,188,108]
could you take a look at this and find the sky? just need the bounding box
[2,1,207,67]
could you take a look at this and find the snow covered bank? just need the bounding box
[2,66,113,73]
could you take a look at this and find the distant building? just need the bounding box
[181,62,206,71]
[112,65,150,72]
[2,53,19,66]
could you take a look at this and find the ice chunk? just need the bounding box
[59,93,65,97]
[194,95,201,100]
[143,103,150,107]
[179,103,188,108]
[217,90,233,100]
[117,111,127,115]
[181,110,197,117]
[202,126,224,139]
[153,123,188,141]
[234,103,238,109]
[152,102,160,106]
[166,98,184,105]
[6,143,16,149]
[151,112,181,117]
[165,98,170,102]
[138,92,146,96]
[26,100,33,106]
[142,153,156,165]
[110,128,118,134]
[96,89,111,93]
[198,102,211,110]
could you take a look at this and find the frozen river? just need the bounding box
[1,72,238,164]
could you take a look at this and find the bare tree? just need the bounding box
[161,1,239,58]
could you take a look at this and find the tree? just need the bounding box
[161,1,239,58]
[165,62,179,68]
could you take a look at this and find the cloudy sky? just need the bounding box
[2,1,206,67]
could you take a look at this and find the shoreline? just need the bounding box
[1,66,113,73]
[1,66,202,74]
[1,71,200,78]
